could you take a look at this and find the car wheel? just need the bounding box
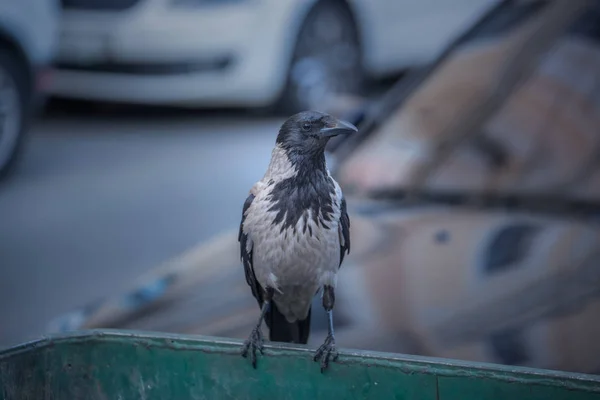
[278,1,365,115]
[0,49,29,182]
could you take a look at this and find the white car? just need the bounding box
[0,0,60,180]
[48,0,496,113]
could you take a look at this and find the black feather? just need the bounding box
[267,156,336,232]
[267,302,311,345]
[239,193,263,307]
[339,196,351,267]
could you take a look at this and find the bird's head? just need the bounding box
[276,111,358,157]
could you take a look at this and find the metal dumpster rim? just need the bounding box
[1,328,598,393]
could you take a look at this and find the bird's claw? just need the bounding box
[313,334,339,373]
[241,326,264,368]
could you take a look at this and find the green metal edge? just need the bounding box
[1,329,599,393]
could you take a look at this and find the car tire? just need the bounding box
[0,48,30,182]
[277,1,365,115]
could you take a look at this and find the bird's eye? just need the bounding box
[302,122,312,132]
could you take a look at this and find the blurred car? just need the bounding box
[0,0,60,180]
[46,0,496,113]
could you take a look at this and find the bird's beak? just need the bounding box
[320,119,358,138]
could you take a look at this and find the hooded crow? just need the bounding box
[239,111,356,372]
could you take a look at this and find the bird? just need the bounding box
[238,110,356,372]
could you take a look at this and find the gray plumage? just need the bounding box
[244,144,343,318]
[239,110,355,371]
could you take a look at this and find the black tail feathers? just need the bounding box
[265,302,311,345]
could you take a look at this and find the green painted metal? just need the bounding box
[1,330,599,399]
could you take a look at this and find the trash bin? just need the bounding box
[1,330,598,399]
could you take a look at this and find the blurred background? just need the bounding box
[1,0,600,377]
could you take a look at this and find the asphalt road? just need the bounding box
[0,106,283,348]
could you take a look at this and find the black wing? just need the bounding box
[238,193,264,307]
[339,196,351,267]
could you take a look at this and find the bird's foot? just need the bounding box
[313,333,339,373]
[241,326,264,368]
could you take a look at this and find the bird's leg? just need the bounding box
[313,285,339,372]
[241,288,274,368]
